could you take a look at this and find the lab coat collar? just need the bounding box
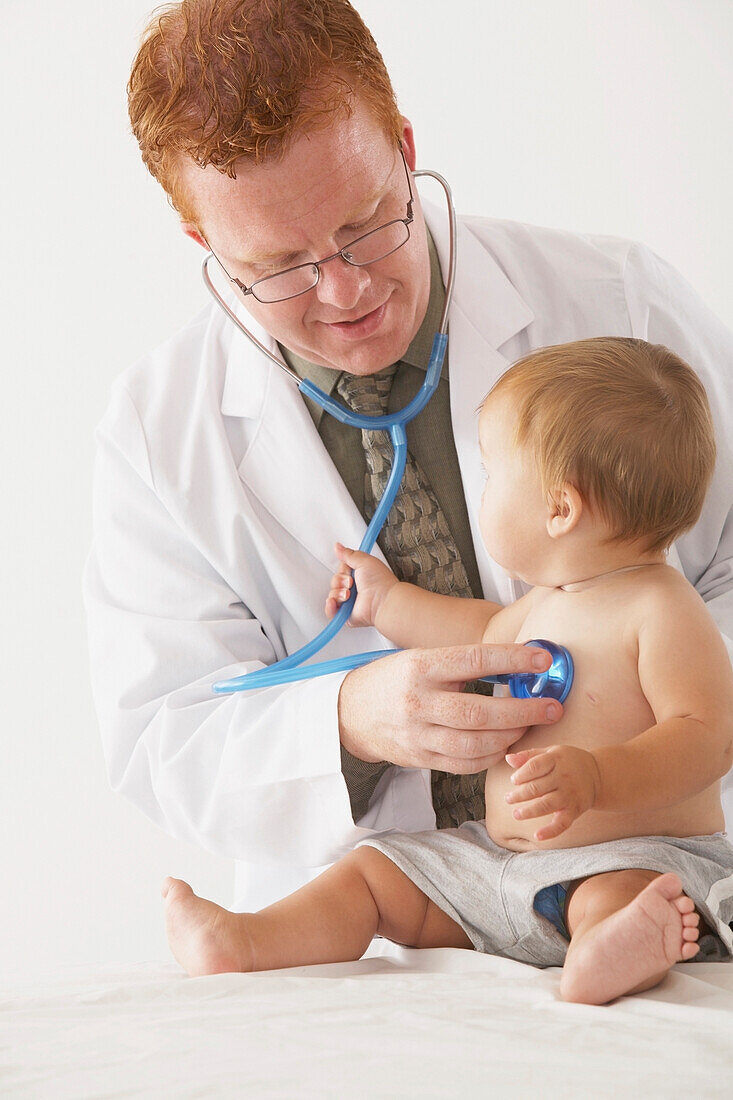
[423,200,534,353]
[220,295,286,420]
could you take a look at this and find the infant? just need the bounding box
[163,337,733,1004]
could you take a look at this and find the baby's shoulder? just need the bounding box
[632,563,701,608]
[629,564,713,643]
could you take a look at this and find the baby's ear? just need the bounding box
[546,483,583,539]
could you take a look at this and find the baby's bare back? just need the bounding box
[485,568,725,851]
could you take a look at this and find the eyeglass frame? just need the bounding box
[211,144,415,305]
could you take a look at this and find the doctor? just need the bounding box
[85,0,733,912]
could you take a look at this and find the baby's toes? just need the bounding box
[672,893,696,915]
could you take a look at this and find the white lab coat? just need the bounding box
[85,203,733,910]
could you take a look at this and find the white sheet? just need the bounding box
[4,944,733,1098]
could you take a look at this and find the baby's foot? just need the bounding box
[560,872,700,1004]
[162,877,255,977]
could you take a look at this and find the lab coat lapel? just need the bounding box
[223,311,369,572]
[425,206,535,602]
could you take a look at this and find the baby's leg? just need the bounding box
[559,869,700,1005]
[163,846,472,976]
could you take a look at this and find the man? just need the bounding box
[85,0,733,911]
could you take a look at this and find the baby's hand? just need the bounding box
[503,745,601,842]
[325,542,399,629]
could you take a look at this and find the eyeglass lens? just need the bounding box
[251,219,411,304]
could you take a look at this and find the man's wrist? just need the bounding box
[337,670,383,762]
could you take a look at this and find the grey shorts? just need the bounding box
[362,823,733,967]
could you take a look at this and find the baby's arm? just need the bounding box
[325,543,511,649]
[592,580,733,808]
[506,576,733,839]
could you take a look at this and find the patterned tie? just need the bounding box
[336,364,486,828]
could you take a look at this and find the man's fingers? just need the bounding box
[421,724,523,768]
[426,687,562,731]
[423,750,510,774]
[420,643,552,683]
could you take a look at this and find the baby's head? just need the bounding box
[478,337,716,585]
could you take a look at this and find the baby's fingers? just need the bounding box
[325,576,353,619]
[329,573,353,598]
[505,774,556,805]
[507,790,563,820]
[506,748,555,787]
[335,542,370,569]
[533,812,574,842]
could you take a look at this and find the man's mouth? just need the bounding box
[323,301,388,340]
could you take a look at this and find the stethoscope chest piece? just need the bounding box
[501,639,574,704]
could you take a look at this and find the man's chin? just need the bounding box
[316,327,416,376]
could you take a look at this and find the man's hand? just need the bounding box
[338,644,563,773]
[504,745,601,841]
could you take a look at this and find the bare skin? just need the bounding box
[162,369,726,999]
[162,850,699,1003]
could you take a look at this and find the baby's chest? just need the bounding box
[514,597,654,748]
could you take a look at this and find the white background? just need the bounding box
[1,0,731,979]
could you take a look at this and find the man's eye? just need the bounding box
[345,204,385,237]
[348,216,376,235]
[260,258,300,277]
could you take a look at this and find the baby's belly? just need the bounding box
[484,756,724,852]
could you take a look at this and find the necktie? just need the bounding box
[336,364,486,828]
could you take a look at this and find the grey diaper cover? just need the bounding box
[362,823,733,968]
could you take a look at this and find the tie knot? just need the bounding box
[336,363,398,416]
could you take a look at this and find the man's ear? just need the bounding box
[181,222,209,250]
[400,117,417,171]
[546,483,583,539]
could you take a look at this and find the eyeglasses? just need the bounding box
[219,146,415,305]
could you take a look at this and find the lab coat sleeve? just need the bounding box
[84,384,364,867]
[622,243,733,661]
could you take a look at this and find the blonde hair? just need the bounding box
[488,337,716,553]
[128,0,403,224]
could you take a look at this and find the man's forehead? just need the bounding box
[194,160,395,264]
[180,102,398,248]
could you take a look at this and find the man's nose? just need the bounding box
[314,256,371,311]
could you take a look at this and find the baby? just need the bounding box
[163,336,733,1004]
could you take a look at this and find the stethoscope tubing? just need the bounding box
[205,167,458,694]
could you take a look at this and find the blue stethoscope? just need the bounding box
[201,166,573,705]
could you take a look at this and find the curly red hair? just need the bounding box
[128,0,403,223]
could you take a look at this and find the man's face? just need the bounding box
[180,99,431,375]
